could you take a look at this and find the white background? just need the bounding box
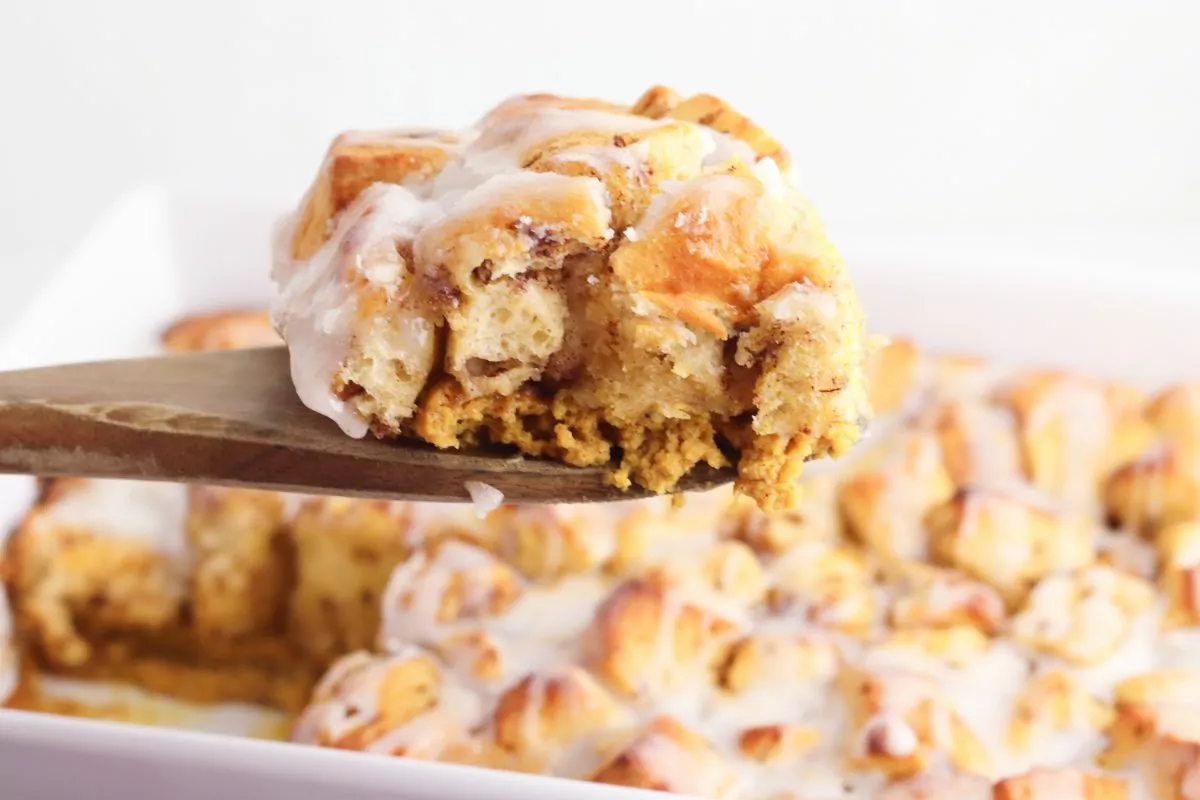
[2,0,1199,322]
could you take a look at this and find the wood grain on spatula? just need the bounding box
[0,346,735,503]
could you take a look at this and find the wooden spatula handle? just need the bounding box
[0,347,732,503]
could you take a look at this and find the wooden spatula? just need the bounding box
[0,346,736,503]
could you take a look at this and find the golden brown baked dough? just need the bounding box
[271,88,870,511]
[1008,670,1113,755]
[290,648,482,758]
[927,486,1095,606]
[580,579,734,697]
[866,336,921,415]
[736,723,820,763]
[1158,521,1200,628]
[491,665,622,765]
[715,633,839,693]
[876,772,993,800]
[993,768,1128,800]
[161,309,282,352]
[838,663,990,778]
[839,428,955,566]
[1147,383,1200,445]
[929,398,1024,487]
[1002,372,1155,505]
[1105,440,1200,536]
[287,497,414,663]
[1011,565,1155,665]
[590,716,740,796]
[887,566,1008,634]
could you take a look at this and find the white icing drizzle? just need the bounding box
[463,481,504,519]
[271,183,436,437]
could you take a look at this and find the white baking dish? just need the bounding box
[1,186,1199,799]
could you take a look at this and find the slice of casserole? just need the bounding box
[272,87,870,511]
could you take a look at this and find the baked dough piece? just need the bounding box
[874,625,992,668]
[928,399,1024,488]
[640,539,768,609]
[1127,738,1200,800]
[272,88,869,510]
[480,505,607,580]
[929,353,1004,402]
[579,579,736,697]
[763,542,878,633]
[838,428,955,566]
[1103,669,1200,765]
[865,336,921,415]
[720,473,841,555]
[287,498,415,664]
[1008,669,1113,756]
[5,478,316,710]
[1102,669,1200,799]
[838,663,991,778]
[491,665,624,769]
[1147,383,1200,445]
[161,309,282,352]
[1158,521,1200,628]
[876,772,993,800]
[735,723,821,764]
[992,768,1128,800]
[1010,565,1155,666]
[590,715,741,797]
[0,583,20,705]
[377,540,523,650]
[1001,372,1154,505]
[715,633,839,693]
[887,565,1007,634]
[286,130,461,264]
[290,648,481,758]
[185,487,291,643]
[1105,442,1200,535]
[927,486,1095,606]
[766,539,879,634]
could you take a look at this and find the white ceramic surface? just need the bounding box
[2,186,1200,798]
